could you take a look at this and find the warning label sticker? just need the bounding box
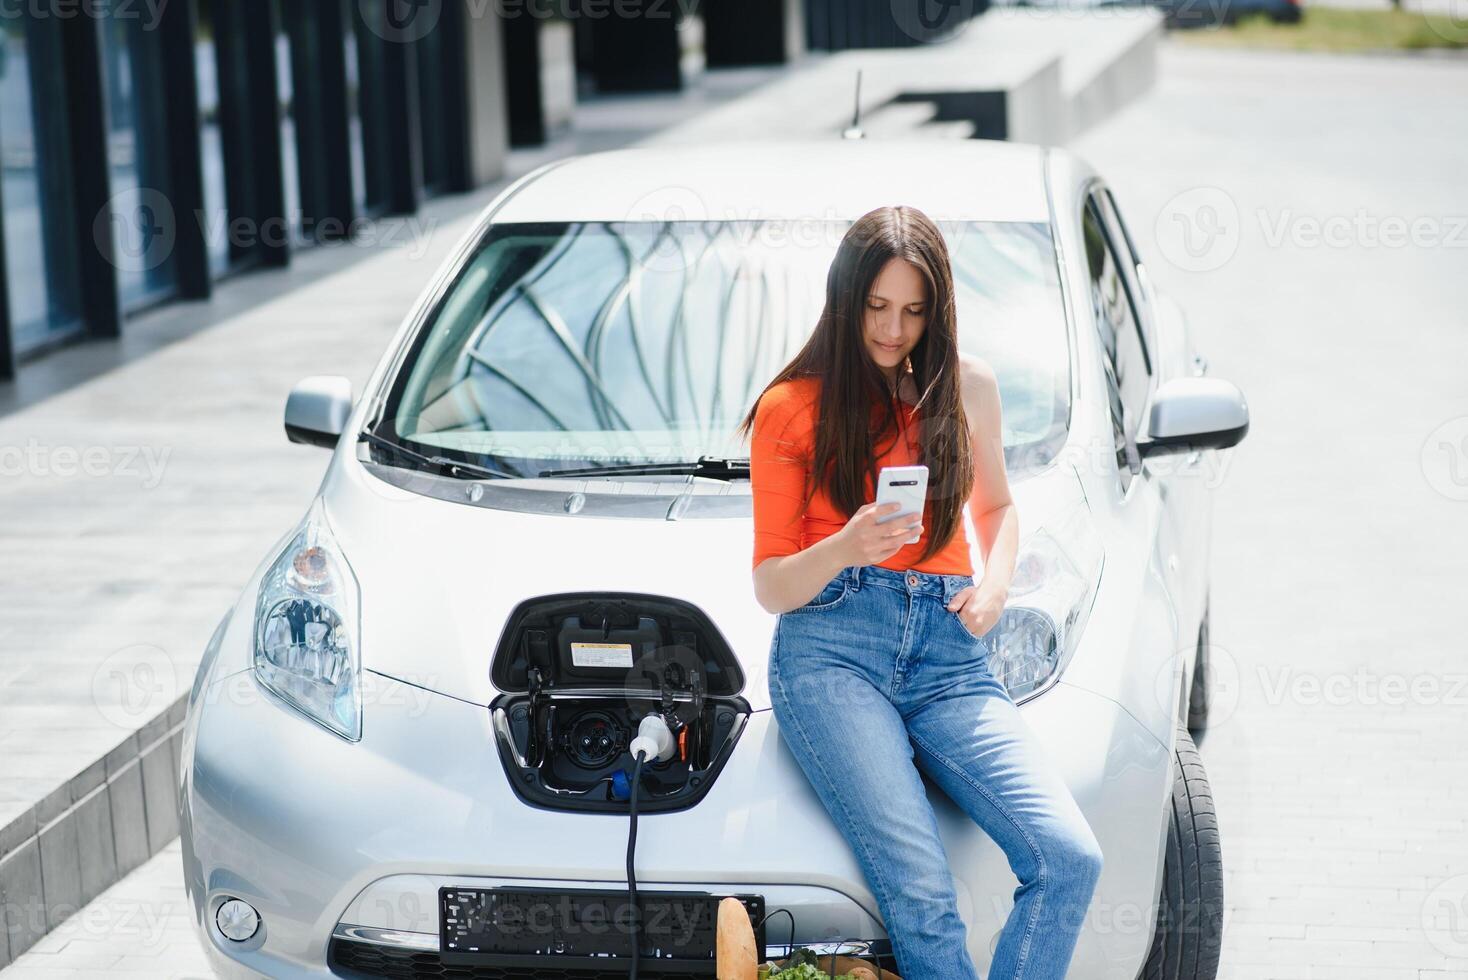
[570,641,634,668]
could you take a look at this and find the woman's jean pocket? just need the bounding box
[786,569,852,614]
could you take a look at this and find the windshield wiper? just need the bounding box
[359,430,520,480]
[537,456,751,480]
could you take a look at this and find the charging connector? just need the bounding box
[628,712,676,765]
[625,712,675,980]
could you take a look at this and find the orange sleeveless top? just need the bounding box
[749,375,974,576]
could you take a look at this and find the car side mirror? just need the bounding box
[1136,377,1249,459]
[284,376,353,449]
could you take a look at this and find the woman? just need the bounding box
[736,206,1103,979]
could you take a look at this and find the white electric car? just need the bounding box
[180,139,1248,979]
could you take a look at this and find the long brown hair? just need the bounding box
[736,205,973,565]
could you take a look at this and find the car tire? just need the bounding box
[1141,726,1224,980]
[1187,602,1211,735]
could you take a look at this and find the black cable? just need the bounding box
[757,906,796,960]
[626,751,647,980]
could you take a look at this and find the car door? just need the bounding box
[1095,187,1212,640]
[1080,187,1191,680]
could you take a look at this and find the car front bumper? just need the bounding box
[182,666,1171,979]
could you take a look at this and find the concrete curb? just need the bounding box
[0,695,189,967]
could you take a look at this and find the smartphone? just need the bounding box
[875,465,928,544]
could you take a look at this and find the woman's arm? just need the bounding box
[748,384,915,614]
[946,354,1019,637]
[753,502,913,614]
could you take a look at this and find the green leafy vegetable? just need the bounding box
[764,946,862,979]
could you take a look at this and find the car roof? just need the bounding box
[491,139,1055,225]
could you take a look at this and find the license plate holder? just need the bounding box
[439,885,766,969]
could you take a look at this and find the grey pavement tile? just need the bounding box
[74,787,118,905]
[1,884,9,967]
[36,816,82,931]
[140,741,180,857]
[33,786,70,830]
[103,734,139,779]
[0,804,36,859]
[107,765,149,879]
[0,839,45,959]
[68,757,108,805]
[138,710,172,753]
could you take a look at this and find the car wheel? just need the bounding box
[1187,602,1211,735]
[1141,726,1224,980]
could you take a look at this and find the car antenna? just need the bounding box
[841,69,865,140]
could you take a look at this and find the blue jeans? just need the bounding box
[767,564,1103,980]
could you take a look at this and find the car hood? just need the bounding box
[319,456,1086,712]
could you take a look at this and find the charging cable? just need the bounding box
[625,713,675,980]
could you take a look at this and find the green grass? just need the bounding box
[1176,7,1468,52]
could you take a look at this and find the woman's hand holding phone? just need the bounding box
[834,501,922,566]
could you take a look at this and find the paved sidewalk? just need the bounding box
[1,843,206,980]
[0,59,795,967]
[1072,43,1468,979]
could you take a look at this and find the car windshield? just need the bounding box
[377,219,1069,479]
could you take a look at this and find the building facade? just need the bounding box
[0,0,984,381]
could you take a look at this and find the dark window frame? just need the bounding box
[1081,185,1154,490]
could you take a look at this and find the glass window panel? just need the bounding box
[343,0,365,214]
[0,15,82,351]
[385,220,1071,476]
[272,0,302,246]
[98,0,177,309]
[195,0,228,277]
[416,25,447,194]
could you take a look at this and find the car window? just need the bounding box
[1098,188,1159,365]
[379,219,1071,478]
[1082,198,1151,439]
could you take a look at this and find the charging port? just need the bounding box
[488,593,752,814]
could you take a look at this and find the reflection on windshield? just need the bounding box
[384,220,1068,473]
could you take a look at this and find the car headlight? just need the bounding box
[253,499,362,740]
[985,498,1104,701]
